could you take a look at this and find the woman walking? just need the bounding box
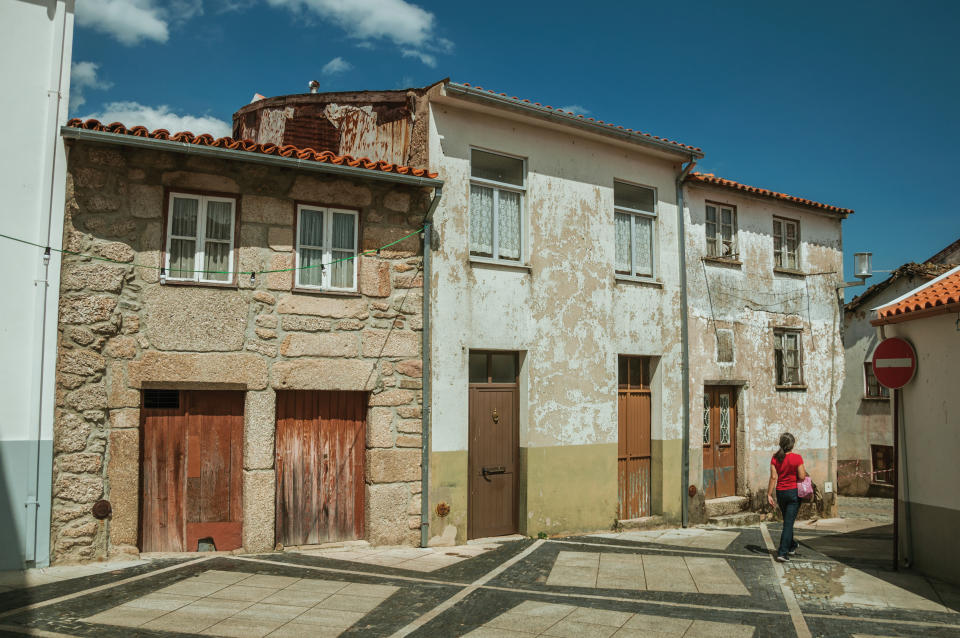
[767,432,807,562]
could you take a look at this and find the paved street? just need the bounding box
[1,505,958,638]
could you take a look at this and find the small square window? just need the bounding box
[165,193,237,284]
[614,181,655,213]
[773,218,800,270]
[774,329,803,386]
[471,149,524,186]
[295,206,358,291]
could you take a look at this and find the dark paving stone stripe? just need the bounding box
[806,614,960,637]
[484,539,790,613]
[554,534,774,560]
[800,600,960,627]
[410,585,793,638]
[0,557,194,614]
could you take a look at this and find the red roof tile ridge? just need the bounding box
[874,265,960,320]
[65,118,439,179]
[449,82,702,154]
[688,171,853,215]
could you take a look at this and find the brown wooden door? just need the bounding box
[275,391,366,546]
[618,356,651,519]
[140,390,244,552]
[702,386,737,499]
[468,351,519,540]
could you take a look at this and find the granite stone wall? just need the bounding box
[52,140,429,563]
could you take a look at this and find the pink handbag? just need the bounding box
[798,476,813,500]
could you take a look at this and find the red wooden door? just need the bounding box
[140,390,244,552]
[618,356,652,519]
[468,352,519,540]
[275,391,366,546]
[702,386,737,499]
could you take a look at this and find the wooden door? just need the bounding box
[468,352,519,540]
[702,386,737,499]
[618,356,651,519]
[140,390,244,552]
[275,391,366,546]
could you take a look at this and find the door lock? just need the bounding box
[492,408,499,423]
[481,466,506,481]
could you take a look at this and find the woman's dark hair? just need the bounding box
[774,432,796,463]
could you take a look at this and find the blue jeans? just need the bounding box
[776,488,800,557]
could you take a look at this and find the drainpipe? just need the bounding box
[420,186,442,547]
[676,156,697,529]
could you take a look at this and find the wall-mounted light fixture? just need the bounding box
[839,252,873,288]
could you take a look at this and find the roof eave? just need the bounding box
[871,300,960,326]
[686,178,852,218]
[60,126,444,189]
[442,83,703,160]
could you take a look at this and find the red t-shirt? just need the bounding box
[772,452,804,491]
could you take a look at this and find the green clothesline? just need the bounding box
[0,226,425,275]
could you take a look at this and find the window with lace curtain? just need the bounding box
[614,180,657,278]
[469,148,524,262]
[165,192,237,284]
[295,205,359,291]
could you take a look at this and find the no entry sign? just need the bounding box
[872,337,917,390]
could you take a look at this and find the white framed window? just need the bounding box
[165,192,236,283]
[295,205,359,291]
[774,329,803,386]
[773,217,800,270]
[614,180,657,278]
[705,203,737,258]
[469,148,525,262]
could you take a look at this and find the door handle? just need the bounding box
[482,466,506,481]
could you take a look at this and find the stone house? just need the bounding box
[837,244,956,497]
[682,173,851,523]
[51,118,439,562]
[870,265,960,584]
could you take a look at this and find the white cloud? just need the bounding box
[80,101,232,138]
[559,105,590,115]
[321,56,353,75]
[266,0,449,66]
[70,61,113,112]
[75,0,203,46]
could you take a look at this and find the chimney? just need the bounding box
[308,80,320,94]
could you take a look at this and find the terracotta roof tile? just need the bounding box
[65,118,439,179]
[874,266,960,322]
[453,82,702,154]
[846,262,955,312]
[688,172,853,216]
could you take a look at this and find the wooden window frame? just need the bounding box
[871,444,894,486]
[614,180,658,280]
[618,355,651,391]
[294,203,360,293]
[705,202,737,259]
[773,328,805,389]
[863,362,890,399]
[469,147,526,264]
[162,189,240,287]
[773,216,800,271]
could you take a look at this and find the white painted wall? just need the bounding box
[428,99,685,455]
[0,0,74,568]
[684,183,845,503]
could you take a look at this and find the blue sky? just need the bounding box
[72,0,960,282]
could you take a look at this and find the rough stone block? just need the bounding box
[366,483,416,546]
[256,315,277,329]
[280,333,358,358]
[128,352,269,390]
[267,253,293,291]
[288,176,372,208]
[62,264,126,293]
[276,295,367,318]
[107,362,139,408]
[246,341,278,358]
[54,474,103,503]
[144,286,247,352]
[398,419,422,434]
[104,336,137,359]
[58,349,106,377]
[242,195,293,225]
[245,389,275,470]
[128,184,163,218]
[395,360,422,378]
[271,360,376,391]
[107,428,139,546]
[162,171,239,193]
[367,448,421,483]
[393,273,423,289]
[255,328,277,340]
[337,319,362,331]
[368,389,416,407]
[66,326,96,346]
[67,384,109,412]
[361,330,419,358]
[383,191,411,213]
[397,406,421,419]
[56,413,92,452]
[393,291,422,315]
[359,258,391,298]
[268,226,293,251]
[109,408,139,430]
[60,295,117,324]
[97,242,135,263]
[242,470,275,553]
[57,453,102,474]
[397,435,422,448]
[281,315,331,332]
[368,407,394,448]
[253,291,276,305]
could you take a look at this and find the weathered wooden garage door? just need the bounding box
[140,390,244,552]
[618,356,652,520]
[703,386,737,499]
[468,352,519,540]
[275,391,366,546]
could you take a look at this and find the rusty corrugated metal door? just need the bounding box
[275,390,366,546]
[618,357,652,520]
[703,386,737,499]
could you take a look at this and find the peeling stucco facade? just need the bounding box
[683,184,846,520]
[51,139,430,563]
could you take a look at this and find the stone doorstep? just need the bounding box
[468,534,527,545]
[617,515,667,531]
[705,512,761,528]
[283,540,371,552]
[704,496,750,519]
